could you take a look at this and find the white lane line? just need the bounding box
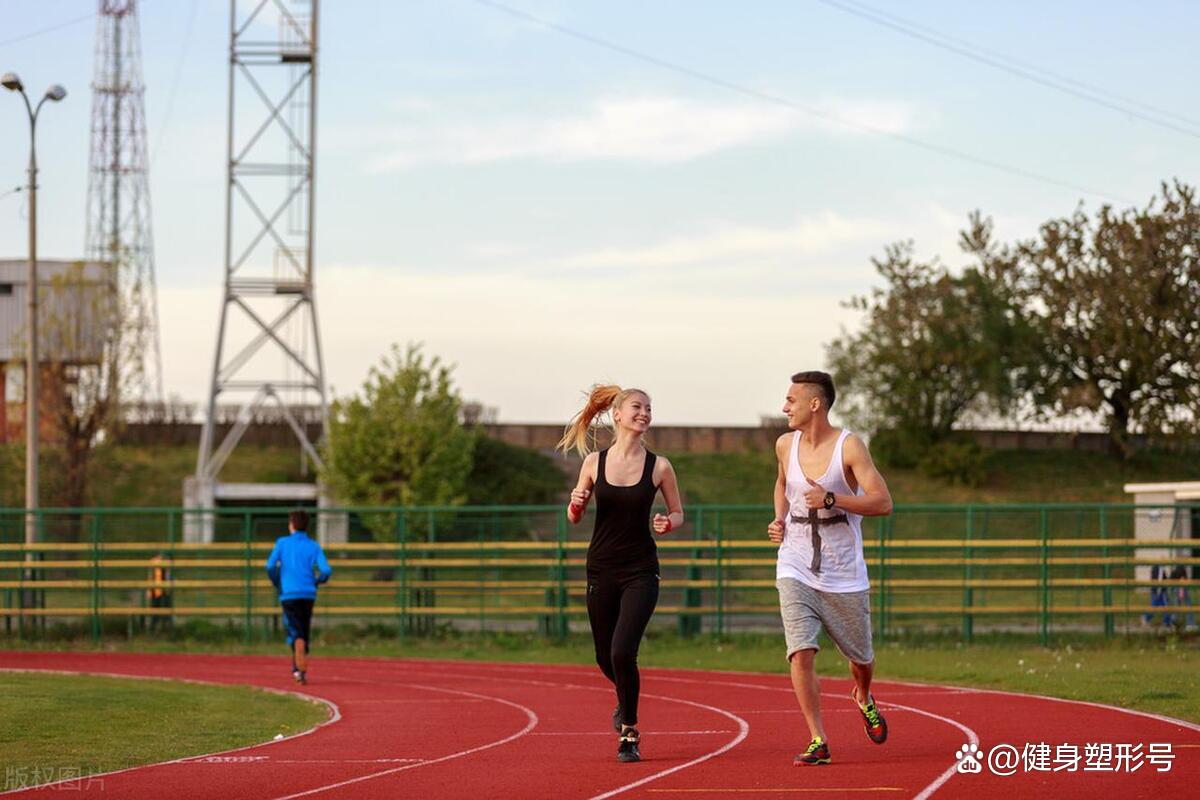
[378,666,752,800]
[339,698,487,703]
[652,676,979,800]
[0,667,341,797]
[271,659,1192,800]
[192,757,424,764]
[884,676,1200,733]
[616,671,980,800]
[741,708,859,714]
[271,759,424,764]
[270,683,538,800]
[587,693,750,800]
[531,730,733,736]
[439,666,974,800]
[889,699,978,800]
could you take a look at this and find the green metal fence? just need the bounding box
[1,503,1196,644]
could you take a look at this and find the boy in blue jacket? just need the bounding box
[266,510,332,685]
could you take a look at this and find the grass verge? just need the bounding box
[0,672,329,791]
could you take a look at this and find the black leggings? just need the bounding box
[586,569,659,727]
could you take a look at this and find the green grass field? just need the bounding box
[2,442,1196,508]
[0,672,329,792]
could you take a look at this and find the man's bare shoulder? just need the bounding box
[842,432,879,465]
[840,430,863,451]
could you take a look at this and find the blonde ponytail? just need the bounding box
[558,384,653,456]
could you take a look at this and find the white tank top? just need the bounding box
[776,428,870,593]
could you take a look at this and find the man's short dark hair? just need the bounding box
[289,509,310,532]
[791,370,836,409]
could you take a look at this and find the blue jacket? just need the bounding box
[265,531,332,601]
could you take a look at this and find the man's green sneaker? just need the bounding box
[854,692,888,744]
[793,737,831,766]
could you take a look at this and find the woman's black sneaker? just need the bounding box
[617,728,641,762]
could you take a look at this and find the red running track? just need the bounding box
[2,651,1196,799]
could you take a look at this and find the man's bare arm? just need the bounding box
[797,432,893,519]
[768,434,790,543]
[832,434,892,516]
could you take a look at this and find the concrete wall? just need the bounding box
[118,421,325,447]
[966,428,1152,453]
[113,421,1193,455]
[480,423,785,454]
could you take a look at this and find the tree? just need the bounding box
[32,261,131,509]
[827,230,1032,461]
[466,436,564,506]
[1008,181,1200,457]
[320,344,475,541]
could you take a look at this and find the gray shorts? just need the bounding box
[776,577,874,665]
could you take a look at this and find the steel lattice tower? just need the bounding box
[195,0,327,483]
[84,0,164,405]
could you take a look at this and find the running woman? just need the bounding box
[766,371,893,766]
[560,385,684,763]
[266,509,332,685]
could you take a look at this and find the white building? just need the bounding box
[1123,481,1199,581]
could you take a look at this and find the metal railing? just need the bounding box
[1,504,1196,644]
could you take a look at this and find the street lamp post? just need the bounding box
[2,73,66,575]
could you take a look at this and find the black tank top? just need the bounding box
[588,448,659,573]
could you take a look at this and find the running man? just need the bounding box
[767,371,893,766]
[266,509,332,685]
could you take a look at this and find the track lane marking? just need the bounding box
[478,667,977,800]
[376,665,752,800]
[586,692,750,800]
[270,682,538,800]
[530,730,733,736]
[609,670,979,800]
[646,789,905,793]
[883,676,1200,733]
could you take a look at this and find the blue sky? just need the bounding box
[2,0,1197,424]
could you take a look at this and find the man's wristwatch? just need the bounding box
[822,491,836,510]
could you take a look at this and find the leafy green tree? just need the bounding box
[466,436,564,505]
[320,344,475,540]
[1009,181,1200,457]
[828,228,1032,461]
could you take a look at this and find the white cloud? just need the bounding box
[365,94,920,170]
[556,213,898,270]
[819,97,921,136]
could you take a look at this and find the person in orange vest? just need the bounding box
[147,553,172,631]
